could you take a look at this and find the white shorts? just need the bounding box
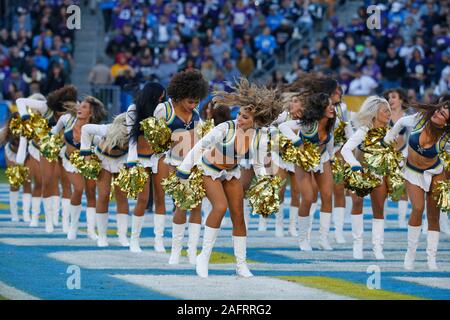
[95,148,127,174]
[62,153,79,174]
[271,151,295,173]
[310,151,330,174]
[239,158,252,170]
[403,161,443,193]
[201,158,241,181]
[59,145,66,159]
[139,153,161,173]
[5,143,17,163]
[28,141,40,161]
[164,151,182,168]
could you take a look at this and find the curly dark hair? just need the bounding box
[167,70,209,102]
[46,85,78,112]
[301,92,336,133]
[383,88,409,110]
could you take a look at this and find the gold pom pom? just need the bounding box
[140,117,172,154]
[5,165,30,188]
[39,134,64,162]
[69,150,102,180]
[245,175,284,218]
[161,166,206,210]
[296,141,321,172]
[386,168,405,201]
[344,167,381,198]
[334,120,348,146]
[9,115,22,137]
[439,151,450,172]
[196,119,215,137]
[363,140,404,176]
[20,109,50,140]
[278,134,298,163]
[363,127,387,149]
[331,156,347,184]
[433,180,450,214]
[113,164,149,199]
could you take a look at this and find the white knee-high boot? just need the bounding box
[243,199,250,231]
[169,222,186,265]
[51,196,60,227]
[22,193,31,222]
[257,215,267,231]
[130,215,145,253]
[67,204,82,240]
[196,226,220,278]
[43,197,54,233]
[9,191,19,222]
[187,223,201,265]
[422,213,428,235]
[233,236,253,277]
[344,196,352,224]
[307,202,318,242]
[351,214,364,259]
[201,198,212,226]
[275,205,284,237]
[116,214,129,246]
[333,207,346,244]
[298,216,312,251]
[86,207,98,240]
[288,205,298,237]
[29,197,41,227]
[61,198,70,233]
[426,231,439,270]
[439,212,450,235]
[404,225,421,270]
[96,213,109,247]
[398,200,408,229]
[153,214,166,253]
[372,219,385,260]
[319,212,333,250]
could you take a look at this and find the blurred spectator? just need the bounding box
[111,53,134,80]
[89,57,112,86]
[156,55,178,87]
[236,50,254,78]
[348,69,378,95]
[380,44,406,90]
[42,63,66,95]
[223,59,241,83]
[201,57,217,84]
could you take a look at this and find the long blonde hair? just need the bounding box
[353,95,390,129]
[100,113,128,152]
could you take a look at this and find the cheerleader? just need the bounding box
[341,96,392,260]
[16,86,77,233]
[175,79,283,277]
[0,113,31,222]
[154,71,209,262]
[51,96,107,240]
[383,88,411,229]
[383,99,449,270]
[80,113,130,247]
[279,93,336,251]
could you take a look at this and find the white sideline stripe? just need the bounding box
[394,277,450,290]
[0,280,40,300]
[111,275,353,300]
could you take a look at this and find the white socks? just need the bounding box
[67,204,82,240]
[96,213,109,247]
[153,214,166,253]
[398,200,408,229]
[130,215,145,253]
[86,207,98,240]
[318,212,333,250]
[9,191,19,222]
[61,198,71,233]
[116,214,129,246]
[233,236,253,277]
[30,197,41,227]
[351,214,364,259]
[333,207,346,244]
[372,219,385,260]
[22,193,31,222]
[196,226,220,278]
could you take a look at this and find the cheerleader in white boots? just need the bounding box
[383,99,449,270]
[51,96,107,240]
[0,114,31,222]
[163,71,209,260]
[176,79,283,277]
[341,96,392,260]
[16,87,77,232]
[279,93,336,252]
[126,82,167,253]
[384,88,412,229]
[80,113,130,247]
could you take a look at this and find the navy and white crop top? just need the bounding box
[51,114,81,149]
[162,100,200,131]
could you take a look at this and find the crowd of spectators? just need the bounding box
[0,0,78,102]
[98,0,330,92]
[282,0,449,102]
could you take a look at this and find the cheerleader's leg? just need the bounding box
[22,181,32,222]
[85,178,98,241]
